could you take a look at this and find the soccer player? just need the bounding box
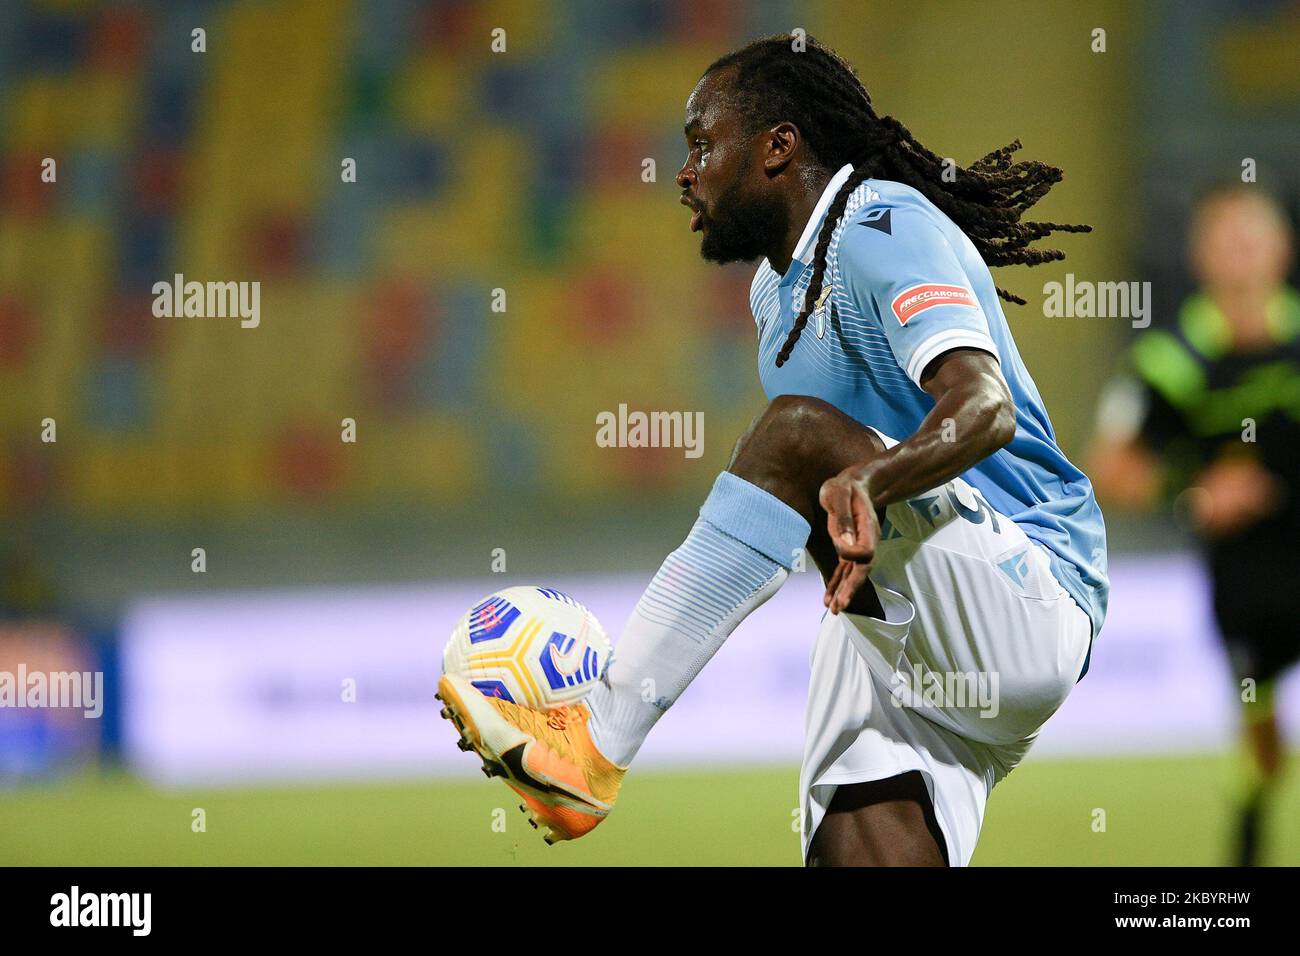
[439,35,1108,865]
[1089,186,1299,866]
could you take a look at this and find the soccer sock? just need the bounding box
[1233,751,1272,867]
[1231,685,1279,866]
[586,472,810,766]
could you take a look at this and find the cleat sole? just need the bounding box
[437,673,609,845]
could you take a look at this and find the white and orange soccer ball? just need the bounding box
[443,586,611,710]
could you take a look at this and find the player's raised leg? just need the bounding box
[585,393,892,767]
[441,394,896,843]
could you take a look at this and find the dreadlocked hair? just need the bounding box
[705,35,1092,367]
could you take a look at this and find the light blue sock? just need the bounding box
[587,472,810,766]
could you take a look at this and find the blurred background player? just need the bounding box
[1089,186,1300,866]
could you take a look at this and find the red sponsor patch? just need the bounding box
[890,283,976,325]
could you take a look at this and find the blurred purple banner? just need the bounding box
[121,554,1300,786]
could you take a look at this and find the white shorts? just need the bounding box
[799,457,1093,866]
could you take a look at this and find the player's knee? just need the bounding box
[765,393,844,432]
[731,394,845,476]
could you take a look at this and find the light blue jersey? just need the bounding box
[749,165,1109,636]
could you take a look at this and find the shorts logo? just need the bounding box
[997,549,1030,587]
[890,283,976,325]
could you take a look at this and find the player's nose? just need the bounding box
[675,161,695,190]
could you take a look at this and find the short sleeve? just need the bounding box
[1136,382,1191,454]
[836,203,998,386]
[1093,372,1186,454]
[1127,329,1205,453]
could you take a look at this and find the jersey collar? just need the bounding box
[789,163,856,269]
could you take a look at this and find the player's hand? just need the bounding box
[819,466,881,614]
[1188,457,1282,539]
[822,557,872,616]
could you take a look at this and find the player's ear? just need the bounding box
[762,121,800,174]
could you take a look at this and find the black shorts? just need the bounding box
[1211,567,1300,685]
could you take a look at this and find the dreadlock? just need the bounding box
[705,35,1091,367]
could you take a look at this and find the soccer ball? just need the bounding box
[443,586,611,710]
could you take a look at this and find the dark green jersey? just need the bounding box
[1131,288,1300,572]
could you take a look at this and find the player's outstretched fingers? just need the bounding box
[824,557,847,608]
[829,559,871,615]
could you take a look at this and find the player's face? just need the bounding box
[1191,195,1293,294]
[676,70,785,264]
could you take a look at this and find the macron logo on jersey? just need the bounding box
[891,283,977,326]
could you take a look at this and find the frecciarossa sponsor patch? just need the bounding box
[891,283,976,325]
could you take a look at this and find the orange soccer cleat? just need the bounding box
[437,673,627,844]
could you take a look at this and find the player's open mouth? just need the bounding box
[680,194,704,232]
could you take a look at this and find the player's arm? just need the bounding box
[1087,373,1164,510]
[847,346,1014,507]
[1088,435,1162,509]
[819,347,1013,611]
[819,204,1016,610]
[1088,330,1206,512]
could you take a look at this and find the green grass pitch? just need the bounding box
[1,752,1296,865]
